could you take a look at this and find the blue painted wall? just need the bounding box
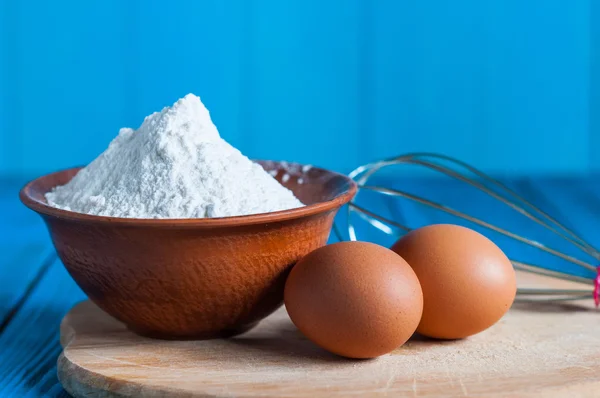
[0,0,597,177]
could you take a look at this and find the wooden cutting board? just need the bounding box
[58,272,600,397]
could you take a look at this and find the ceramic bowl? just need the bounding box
[20,161,356,339]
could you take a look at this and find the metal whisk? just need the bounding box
[334,153,600,305]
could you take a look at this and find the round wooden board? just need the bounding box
[59,272,600,398]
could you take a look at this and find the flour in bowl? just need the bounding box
[45,94,304,219]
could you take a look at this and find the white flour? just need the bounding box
[45,94,304,219]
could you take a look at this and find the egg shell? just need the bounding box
[284,241,423,359]
[391,224,517,340]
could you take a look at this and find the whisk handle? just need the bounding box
[594,267,600,307]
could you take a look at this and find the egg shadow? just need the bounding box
[224,319,364,365]
[406,332,464,346]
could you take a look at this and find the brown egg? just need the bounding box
[284,241,423,359]
[391,224,516,340]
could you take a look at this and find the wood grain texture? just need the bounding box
[0,178,57,325]
[0,178,84,397]
[0,259,84,396]
[59,272,600,398]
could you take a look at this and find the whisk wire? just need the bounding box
[351,153,600,259]
[335,153,599,304]
[410,156,600,257]
[358,184,597,272]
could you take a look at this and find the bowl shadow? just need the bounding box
[222,319,357,365]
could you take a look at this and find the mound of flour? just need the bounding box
[45,94,304,219]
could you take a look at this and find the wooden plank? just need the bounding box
[58,272,598,398]
[0,180,82,396]
[0,250,55,330]
[0,257,85,397]
[0,180,56,323]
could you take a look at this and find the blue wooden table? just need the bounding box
[2,174,599,397]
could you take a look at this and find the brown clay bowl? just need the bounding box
[20,161,356,339]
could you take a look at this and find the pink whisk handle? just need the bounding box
[594,267,600,307]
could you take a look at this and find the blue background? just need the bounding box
[1,0,599,177]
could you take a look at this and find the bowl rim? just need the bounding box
[19,161,357,228]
